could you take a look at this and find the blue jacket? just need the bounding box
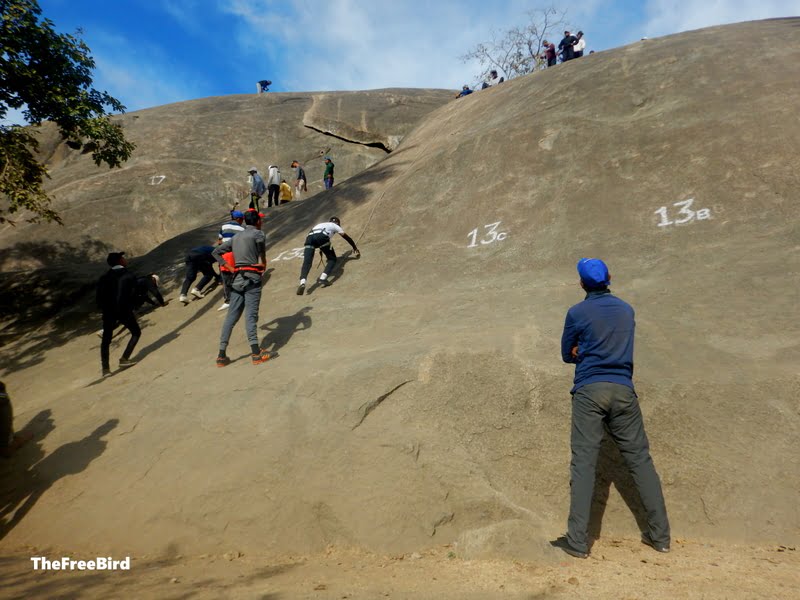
[560,289,635,393]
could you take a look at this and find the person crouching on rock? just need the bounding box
[296,216,360,295]
[179,246,221,305]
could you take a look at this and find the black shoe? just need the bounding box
[317,277,331,287]
[119,357,137,368]
[296,282,305,295]
[641,532,670,553]
[550,536,588,559]
[216,355,231,368]
[102,368,112,378]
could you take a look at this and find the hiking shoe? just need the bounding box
[102,367,112,378]
[217,302,230,311]
[641,532,670,553]
[216,355,231,368]
[317,277,331,287]
[119,357,137,368]
[179,294,189,304]
[550,536,588,559]
[251,349,275,365]
[296,282,306,295]
[190,288,205,299]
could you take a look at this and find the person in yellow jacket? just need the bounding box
[279,178,293,205]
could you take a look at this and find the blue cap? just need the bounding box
[231,210,244,218]
[577,258,610,288]
[324,156,331,160]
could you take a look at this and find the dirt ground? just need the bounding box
[2,537,798,599]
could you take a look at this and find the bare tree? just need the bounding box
[460,7,567,84]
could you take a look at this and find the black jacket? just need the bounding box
[97,267,138,315]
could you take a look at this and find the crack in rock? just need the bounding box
[352,380,413,430]
[303,124,392,153]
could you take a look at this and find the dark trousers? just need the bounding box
[101,312,141,369]
[249,193,261,211]
[221,271,234,303]
[180,257,218,295]
[267,184,280,207]
[300,233,337,281]
[567,382,670,554]
[547,57,557,67]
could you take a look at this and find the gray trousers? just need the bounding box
[567,382,670,553]
[218,273,262,352]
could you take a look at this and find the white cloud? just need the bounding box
[642,0,800,38]
[220,0,559,91]
[87,31,204,112]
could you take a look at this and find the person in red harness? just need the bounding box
[212,210,273,366]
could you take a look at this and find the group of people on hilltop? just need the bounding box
[458,30,588,97]
[544,30,587,64]
[247,158,330,210]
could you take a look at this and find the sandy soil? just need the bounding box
[2,537,798,599]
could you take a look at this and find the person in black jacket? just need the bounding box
[559,31,577,62]
[97,252,141,376]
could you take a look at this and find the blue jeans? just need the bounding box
[324,177,334,190]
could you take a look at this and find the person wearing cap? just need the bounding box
[574,31,586,58]
[296,216,360,295]
[323,157,335,190]
[291,160,307,200]
[551,258,670,559]
[212,210,273,366]
[215,210,246,311]
[219,210,246,244]
[455,85,473,99]
[558,30,577,62]
[179,246,221,305]
[248,168,266,211]
[96,252,141,376]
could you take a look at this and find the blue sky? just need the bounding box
[22,0,800,114]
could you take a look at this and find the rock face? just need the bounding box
[0,88,454,269]
[0,19,798,560]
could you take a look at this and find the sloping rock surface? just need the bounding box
[0,19,798,560]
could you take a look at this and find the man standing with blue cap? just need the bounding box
[552,258,670,559]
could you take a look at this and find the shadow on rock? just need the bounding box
[587,433,650,544]
[260,306,313,354]
[0,418,118,541]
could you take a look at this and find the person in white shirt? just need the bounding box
[481,69,505,89]
[574,31,586,58]
[267,164,281,208]
[296,217,360,295]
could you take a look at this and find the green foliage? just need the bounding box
[0,0,135,224]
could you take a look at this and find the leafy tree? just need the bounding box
[0,0,135,224]
[460,7,567,84]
